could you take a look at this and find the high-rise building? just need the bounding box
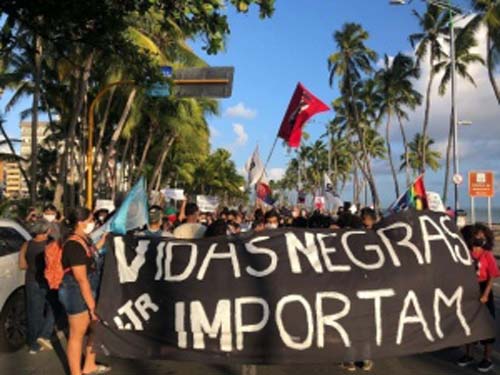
[3,121,50,198]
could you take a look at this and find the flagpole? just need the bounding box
[263,135,279,171]
[255,135,279,185]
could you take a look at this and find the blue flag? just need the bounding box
[90,177,149,243]
[110,176,149,235]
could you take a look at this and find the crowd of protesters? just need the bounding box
[14,199,499,374]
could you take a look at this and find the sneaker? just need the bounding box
[477,359,494,373]
[37,338,53,351]
[362,360,373,371]
[28,346,44,355]
[342,362,356,372]
[457,355,474,367]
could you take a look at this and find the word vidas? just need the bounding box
[113,214,471,284]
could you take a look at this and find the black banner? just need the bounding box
[94,210,495,364]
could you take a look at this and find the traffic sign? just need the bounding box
[452,173,463,185]
[147,83,170,97]
[160,66,173,78]
[468,171,495,198]
[172,66,234,98]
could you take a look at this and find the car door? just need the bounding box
[0,227,27,309]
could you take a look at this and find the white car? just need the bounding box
[0,219,30,351]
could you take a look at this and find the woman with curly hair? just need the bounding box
[458,223,498,372]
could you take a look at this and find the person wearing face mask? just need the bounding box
[43,204,62,241]
[93,209,110,229]
[264,210,280,230]
[18,219,55,354]
[58,207,110,375]
[458,223,498,372]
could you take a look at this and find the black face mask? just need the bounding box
[472,238,486,248]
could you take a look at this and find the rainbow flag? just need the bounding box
[389,175,429,213]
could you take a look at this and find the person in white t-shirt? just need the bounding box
[173,201,206,239]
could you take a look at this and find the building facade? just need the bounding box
[3,121,50,198]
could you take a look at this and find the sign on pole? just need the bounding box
[468,171,495,227]
[173,67,234,98]
[468,171,495,197]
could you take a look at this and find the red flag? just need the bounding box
[256,181,275,206]
[278,83,330,148]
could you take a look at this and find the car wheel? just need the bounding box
[0,288,26,352]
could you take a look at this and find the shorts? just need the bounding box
[58,272,99,315]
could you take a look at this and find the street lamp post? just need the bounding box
[390,0,463,218]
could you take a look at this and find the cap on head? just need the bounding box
[31,219,50,235]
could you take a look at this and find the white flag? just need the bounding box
[324,172,334,193]
[245,145,265,186]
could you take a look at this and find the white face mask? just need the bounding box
[84,222,95,234]
[265,223,278,230]
[43,214,56,223]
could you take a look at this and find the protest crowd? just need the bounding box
[15,189,499,374]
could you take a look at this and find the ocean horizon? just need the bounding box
[461,207,500,224]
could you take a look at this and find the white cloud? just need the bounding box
[209,126,220,138]
[267,167,285,181]
[388,24,500,174]
[232,123,248,146]
[224,102,257,119]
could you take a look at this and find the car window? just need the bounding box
[0,227,26,256]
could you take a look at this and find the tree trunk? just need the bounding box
[118,136,131,193]
[53,51,94,211]
[397,114,410,187]
[135,124,154,181]
[96,88,137,187]
[421,51,435,174]
[347,77,380,208]
[442,114,453,205]
[386,108,400,199]
[31,33,42,204]
[352,164,359,205]
[93,87,116,170]
[128,136,138,190]
[149,137,175,193]
[487,27,500,105]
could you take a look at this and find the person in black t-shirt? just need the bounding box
[58,207,110,375]
[19,219,55,354]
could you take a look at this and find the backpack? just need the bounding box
[44,235,91,290]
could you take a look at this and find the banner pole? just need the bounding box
[263,135,279,172]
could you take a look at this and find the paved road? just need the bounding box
[0,347,498,375]
[3,284,500,374]
[2,311,500,375]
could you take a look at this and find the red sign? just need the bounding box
[468,171,495,198]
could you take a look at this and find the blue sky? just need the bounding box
[1,0,499,212]
[189,0,499,211]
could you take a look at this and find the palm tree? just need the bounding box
[410,4,448,173]
[328,23,381,208]
[323,121,353,194]
[434,18,485,204]
[471,0,500,104]
[400,133,441,177]
[377,53,422,198]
